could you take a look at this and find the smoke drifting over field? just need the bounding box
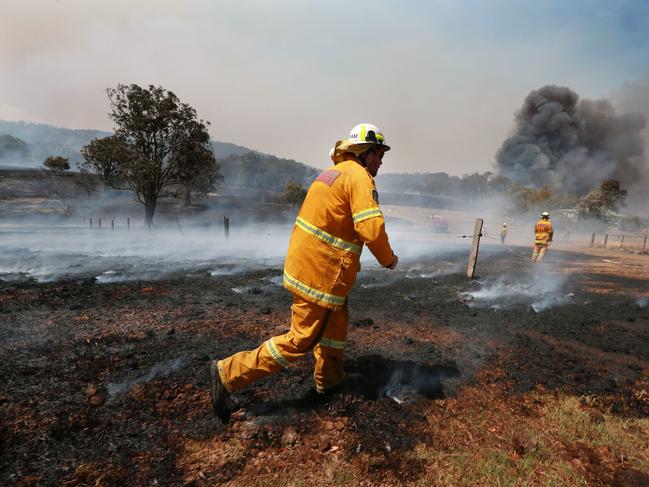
[463,271,569,312]
[107,356,187,400]
[496,85,647,195]
[0,220,491,285]
[0,224,292,283]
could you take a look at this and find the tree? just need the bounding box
[282,182,307,208]
[173,128,222,207]
[77,168,101,196]
[487,174,515,194]
[510,185,559,213]
[577,179,627,217]
[80,84,215,227]
[81,134,138,186]
[43,156,70,172]
[459,172,490,201]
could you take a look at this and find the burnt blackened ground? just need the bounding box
[1,247,648,485]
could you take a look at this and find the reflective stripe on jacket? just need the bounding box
[283,159,395,310]
[534,219,553,246]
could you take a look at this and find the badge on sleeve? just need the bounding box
[372,189,379,204]
[315,170,341,186]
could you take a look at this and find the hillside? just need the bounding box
[219,151,319,193]
[0,120,471,196]
[0,121,255,170]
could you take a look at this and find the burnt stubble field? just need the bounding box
[1,243,649,486]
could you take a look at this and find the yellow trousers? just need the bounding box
[532,244,548,262]
[217,295,349,393]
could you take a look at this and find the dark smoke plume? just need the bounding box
[496,85,647,195]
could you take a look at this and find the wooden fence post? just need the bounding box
[127,217,130,230]
[98,218,102,228]
[590,233,596,247]
[620,235,625,248]
[89,218,93,228]
[466,218,483,279]
[224,216,230,240]
[603,234,608,247]
[643,235,647,253]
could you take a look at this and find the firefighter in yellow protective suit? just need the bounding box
[500,223,509,244]
[209,123,398,422]
[532,211,553,262]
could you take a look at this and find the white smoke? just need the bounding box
[231,275,283,294]
[1,214,516,286]
[463,271,570,312]
[0,222,290,283]
[107,356,186,400]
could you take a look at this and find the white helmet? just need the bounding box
[347,123,390,152]
[541,211,550,218]
[502,222,507,227]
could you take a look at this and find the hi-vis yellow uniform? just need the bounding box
[218,159,395,393]
[532,219,553,262]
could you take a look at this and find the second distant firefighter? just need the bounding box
[500,223,508,244]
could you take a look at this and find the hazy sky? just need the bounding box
[2,0,649,174]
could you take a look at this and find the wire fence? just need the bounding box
[413,217,649,256]
[21,211,648,256]
[583,231,649,253]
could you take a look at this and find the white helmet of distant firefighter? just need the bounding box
[541,211,550,219]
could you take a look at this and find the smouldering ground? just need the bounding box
[1,244,649,486]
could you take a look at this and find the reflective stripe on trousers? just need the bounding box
[532,245,547,262]
[218,295,349,393]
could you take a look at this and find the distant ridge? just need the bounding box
[0,120,320,194]
[0,120,257,169]
[0,120,462,199]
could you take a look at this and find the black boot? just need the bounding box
[209,360,232,423]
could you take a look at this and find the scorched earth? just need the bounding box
[1,234,648,486]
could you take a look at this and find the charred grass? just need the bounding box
[1,249,649,485]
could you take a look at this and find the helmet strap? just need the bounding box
[358,146,375,166]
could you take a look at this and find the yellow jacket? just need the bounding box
[534,219,553,246]
[283,159,395,310]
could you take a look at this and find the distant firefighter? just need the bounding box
[532,212,553,262]
[500,223,509,244]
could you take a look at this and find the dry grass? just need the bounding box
[403,392,649,486]
[177,390,648,486]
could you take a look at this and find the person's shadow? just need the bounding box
[244,354,461,417]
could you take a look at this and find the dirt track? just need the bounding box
[1,244,648,485]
